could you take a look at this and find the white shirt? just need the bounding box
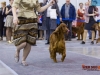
[46,1,52,17]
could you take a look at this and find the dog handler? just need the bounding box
[12,0,54,66]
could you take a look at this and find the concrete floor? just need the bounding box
[0,38,100,75]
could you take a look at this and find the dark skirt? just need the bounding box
[38,23,42,30]
[13,23,38,46]
[84,16,96,31]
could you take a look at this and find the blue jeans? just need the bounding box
[88,30,92,38]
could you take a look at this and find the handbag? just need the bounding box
[50,9,57,19]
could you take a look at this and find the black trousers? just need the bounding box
[46,17,54,43]
[64,20,72,40]
[0,22,6,37]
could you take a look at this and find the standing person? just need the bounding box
[38,3,44,40]
[12,0,54,66]
[5,0,13,43]
[85,1,92,39]
[0,1,6,41]
[77,3,85,27]
[81,2,98,44]
[41,0,62,44]
[61,0,76,41]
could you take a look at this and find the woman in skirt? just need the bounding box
[81,2,98,44]
[12,0,54,66]
[5,0,14,43]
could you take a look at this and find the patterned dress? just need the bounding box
[12,0,41,46]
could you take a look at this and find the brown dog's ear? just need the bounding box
[54,25,60,33]
[92,23,96,28]
[82,23,85,27]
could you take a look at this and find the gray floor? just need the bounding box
[0,38,100,75]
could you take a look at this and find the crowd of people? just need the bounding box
[0,0,99,66]
[0,0,13,43]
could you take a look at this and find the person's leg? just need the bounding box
[64,21,68,40]
[22,43,31,66]
[37,30,40,39]
[3,22,6,37]
[46,17,50,44]
[95,30,96,39]
[91,30,95,44]
[68,21,72,41]
[2,22,5,37]
[15,42,27,63]
[99,31,100,38]
[0,25,3,40]
[6,27,12,43]
[6,27,9,41]
[39,30,43,40]
[9,27,12,40]
[88,30,92,39]
[50,29,54,34]
[4,27,6,37]
[0,28,2,40]
[81,30,88,44]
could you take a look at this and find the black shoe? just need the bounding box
[32,44,37,46]
[89,38,91,39]
[45,42,49,45]
[91,41,94,44]
[81,41,85,44]
[94,38,96,40]
[68,39,71,41]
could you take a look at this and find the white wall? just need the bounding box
[0,0,100,19]
[39,0,88,10]
[0,0,88,9]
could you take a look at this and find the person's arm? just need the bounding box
[77,9,79,18]
[87,13,96,16]
[55,3,62,21]
[60,5,64,19]
[5,7,12,15]
[73,6,76,20]
[36,0,54,12]
[84,7,95,17]
[0,8,2,16]
[12,7,19,25]
[12,0,20,25]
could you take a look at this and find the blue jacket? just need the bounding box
[61,3,76,21]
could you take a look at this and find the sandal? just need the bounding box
[21,61,28,66]
[38,37,42,40]
[0,37,3,41]
[7,40,12,44]
[14,56,19,63]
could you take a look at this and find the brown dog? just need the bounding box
[72,23,84,40]
[92,23,100,30]
[49,23,69,63]
[92,23,100,43]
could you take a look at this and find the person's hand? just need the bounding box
[13,17,19,25]
[79,17,83,19]
[93,13,96,16]
[60,18,62,22]
[9,8,12,12]
[49,0,55,6]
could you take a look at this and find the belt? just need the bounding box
[18,17,37,25]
